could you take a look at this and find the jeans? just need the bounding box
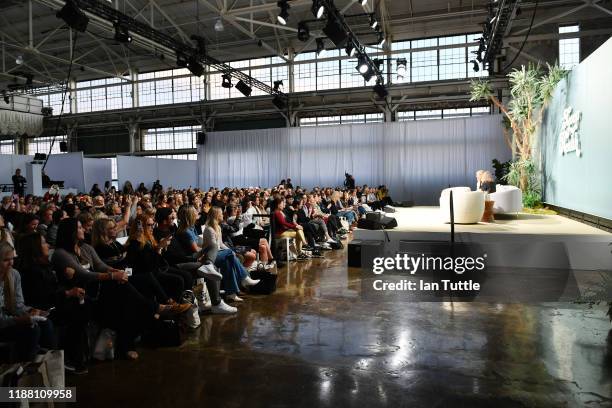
[0,318,56,361]
[338,210,357,224]
[214,249,248,295]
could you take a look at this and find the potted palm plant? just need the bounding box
[470,64,567,206]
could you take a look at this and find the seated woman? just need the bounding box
[330,191,357,229]
[92,218,127,269]
[202,207,259,303]
[0,241,56,362]
[16,233,89,373]
[51,218,162,360]
[46,209,67,247]
[225,205,276,270]
[273,198,309,261]
[124,214,195,305]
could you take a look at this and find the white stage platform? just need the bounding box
[353,207,612,270]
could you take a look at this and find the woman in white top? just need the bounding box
[202,207,259,303]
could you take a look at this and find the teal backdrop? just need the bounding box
[540,37,612,220]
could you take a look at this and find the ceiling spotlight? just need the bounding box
[345,42,356,57]
[114,24,132,43]
[323,17,348,47]
[377,31,386,47]
[316,38,325,55]
[176,54,188,68]
[356,55,369,74]
[214,17,224,32]
[56,0,89,32]
[369,14,378,29]
[297,21,310,42]
[373,82,388,98]
[187,56,204,77]
[396,58,407,78]
[273,80,284,92]
[15,55,23,65]
[312,0,325,19]
[471,60,480,72]
[235,80,252,97]
[221,74,232,88]
[277,0,290,25]
[273,95,287,111]
[360,0,368,6]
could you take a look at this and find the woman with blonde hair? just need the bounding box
[475,170,485,190]
[0,241,56,361]
[202,207,258,304]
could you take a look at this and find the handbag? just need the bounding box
[180,289,201,329]
[248,270,278,295]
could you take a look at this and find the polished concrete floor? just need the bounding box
[69,246,612,408]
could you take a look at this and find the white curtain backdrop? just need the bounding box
[198,115,508,204]
[0,110,43,136]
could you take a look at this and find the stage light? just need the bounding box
[356,55,369,74]
[2,90,9,104]
[15,55,23,65]
[471,60,480,72]
[273,95,287,111]
[298,21,310,42]
[56,0,89,32]
[277,1,290,25]
[176,54,188,68]
[187,56,204,77]
[214,17,224,32]
[323,17,348,47]
[369,14,378,29]
[377,31,386,47]
[312,0,325,19]
[360,0,368,6]
[345,42,356,57]
[114,24,132,43]
[235,80,252,97]
[273,80,284,92]
[373,82,387,98]
[221,74,232,88]
[316,38,325,55]
[396,58,407,78]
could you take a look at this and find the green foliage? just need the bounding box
[491,158,511,184]
[469,79,493,102]
[504,159,542,208]
[522,190,542,209]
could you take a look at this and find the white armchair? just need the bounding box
[439,187,485,224]
[489,185,522,214]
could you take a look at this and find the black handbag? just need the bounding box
[248,270,278,295]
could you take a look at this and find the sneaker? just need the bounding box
[297,253,310,261]
[65,363,88,375]
[211,300,237,314]
[159,303,192,316]
[241,277,260,287]
[311,250,324,258]
[197,263,222,281]
[326,238,337,244]
[338,234,347,240]
[226,293,244,302]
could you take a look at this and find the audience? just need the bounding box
[0,175,393,373]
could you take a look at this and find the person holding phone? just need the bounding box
[0,241,57,361]
[15,233,89,373]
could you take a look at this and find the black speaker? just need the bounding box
[348,240,384,268]
[322,18,348,47]
[196,132,206,145]
[59,141,68,152]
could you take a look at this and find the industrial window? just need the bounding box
[559,25,580,69]
[0,139,14,154]
[27,135,67,155]
[142,126,197,151]
[299,113,383,126]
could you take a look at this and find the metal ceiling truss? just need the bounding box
[32,0,286,98]
[481,0,521,72]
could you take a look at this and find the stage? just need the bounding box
[353,207,612,271]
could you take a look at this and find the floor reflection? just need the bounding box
[69,247,612,407]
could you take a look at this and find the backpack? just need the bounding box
[248,270,278,295]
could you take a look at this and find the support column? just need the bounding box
[287,48,295,94]
[69,78,77,114]
[127,119,139,154]
[130,68,139,108]
[66,124,76,151]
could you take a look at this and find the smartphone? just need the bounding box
[125,267,133,277]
